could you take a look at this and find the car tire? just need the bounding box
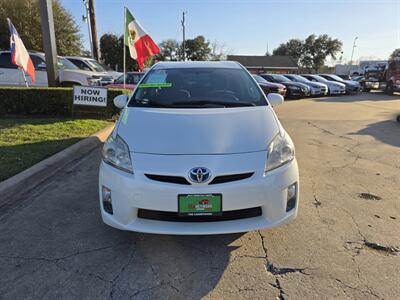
[385,82,394,95]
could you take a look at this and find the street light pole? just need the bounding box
[181,11,186,61]
[82,0,93,58]
[349,36,358,74]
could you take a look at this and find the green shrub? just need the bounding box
[0,87,129,118]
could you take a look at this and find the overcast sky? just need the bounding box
[61,0,400,62]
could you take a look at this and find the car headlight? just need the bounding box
[102,135,133,173]
[265,133,295,172]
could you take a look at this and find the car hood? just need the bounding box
[117,106,279,155]
[283,82,308,89]
[325,80,346,87]
[308,82,326,88]
[343,80,359,86]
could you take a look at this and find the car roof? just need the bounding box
[152,61,243,70]
[65,56,93,60]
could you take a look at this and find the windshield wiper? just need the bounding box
[171,100,256,107]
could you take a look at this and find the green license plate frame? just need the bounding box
[178,194,222,216]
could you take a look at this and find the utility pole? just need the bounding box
[82,0,93,58]
[88,0,100,61]
[181,11,186,61]
[349,36,358,74]
[39,0,58,87]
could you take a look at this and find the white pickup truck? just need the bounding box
[0,51,102,87]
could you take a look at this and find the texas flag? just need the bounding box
[124,8,160,70]
[7,18,35,84]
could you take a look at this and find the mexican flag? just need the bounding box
[124,8,160,70]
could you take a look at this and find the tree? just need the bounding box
[0,0,83,55]
[272,39,303,63]
[185,35,211,61]
[390,48,400,59]
[99,33,138,71]
[209,40,230,61]
[301,34,342,72]
[158,39,180,61]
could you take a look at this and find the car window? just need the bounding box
[129,67,266,108]
[0,53,18,69]
[57,57,79,70]
[69,59,91,71]
[86,59,106,72]
[30,55,45,69]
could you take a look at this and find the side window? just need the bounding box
[0,53,18,69]
[70,59,91,71]
[30,55,45,69]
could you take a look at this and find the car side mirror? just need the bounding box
[113,94,129,108]
[267,93,284,106]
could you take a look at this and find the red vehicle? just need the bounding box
[252,75,287,98]
[384,59,400,95]
[105,72,144,90]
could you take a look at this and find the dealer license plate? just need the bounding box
[178,194,222,216]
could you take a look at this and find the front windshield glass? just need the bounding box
[311,75,328,82]
[86,59,106,72]
[129,67,266,108]
[292,74,310,83]
[57,57,79,70]
[328,74,344,81]
[253,75,269,84]
[272,75,291,82]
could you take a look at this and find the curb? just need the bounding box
[0,124,114,208]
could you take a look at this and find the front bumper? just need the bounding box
[99,152,299,235]
[330,87,346,95]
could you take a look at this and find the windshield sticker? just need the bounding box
[137,83,172,88]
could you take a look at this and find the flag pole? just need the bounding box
[20,69,29,87]
[123,5,126,89]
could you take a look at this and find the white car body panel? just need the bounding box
[99,61,299,235]
[117,107,278,155]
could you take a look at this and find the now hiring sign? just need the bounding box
[73,86,108,107]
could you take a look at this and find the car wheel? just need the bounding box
[60,82,80,87]
[385,82,394,95]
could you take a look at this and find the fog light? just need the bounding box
[102,186,113,214]
[286,183,297,212]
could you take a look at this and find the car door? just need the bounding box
[0,52,24,86]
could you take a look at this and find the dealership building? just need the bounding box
[227,55,299,74]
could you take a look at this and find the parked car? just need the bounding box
[100,61,299,234]
[283,74,328,97]
[301,74,346,95]
[319,74,360,93]
[252,74,286,97]
[0,51,101,87]
[66,56,122,85]
[383,59,400,95]
[259,74,310,98]
[105,72,144,90]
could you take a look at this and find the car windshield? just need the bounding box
[291,75,310,83]
[272,75,291,82]
[86,59,107,72]
[311,75,328,82]
[57,57,79,70]
[129,67,266,108]
[115,73,144,84]
[327,74,344,81]
[253,75,269,84]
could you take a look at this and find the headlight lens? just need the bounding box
[87,77,100,86]
[265,133,295,172]
[102,135,133,173]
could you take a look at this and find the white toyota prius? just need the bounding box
[99,61,299,235]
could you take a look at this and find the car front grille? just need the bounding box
[137,207,262,222]
[144,172,254,185]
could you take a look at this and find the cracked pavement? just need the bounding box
[0,92,399,299]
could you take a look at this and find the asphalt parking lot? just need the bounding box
[0,92,399,299]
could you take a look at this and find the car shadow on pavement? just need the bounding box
[350,119,400,148]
